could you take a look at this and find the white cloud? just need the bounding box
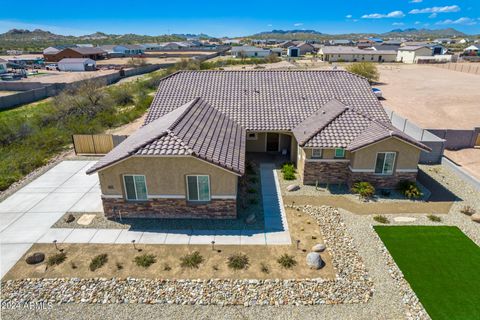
[392,22,405,26]
[415,21,421,25]
[346,14,352,18]
[267,24,273,27]
[409,5,460,14]
[293,23,303,27]
[362,11,405,19]
[429,13,438,18]
[436,17,477,25]
[409,0,423,3]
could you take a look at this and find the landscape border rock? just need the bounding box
[1,205,374,306]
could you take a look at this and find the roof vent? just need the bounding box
[322,110,326,114]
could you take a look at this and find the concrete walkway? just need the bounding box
[0,161,290,278]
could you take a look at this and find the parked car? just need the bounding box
[45,64,58,71]
[372,87,383,99]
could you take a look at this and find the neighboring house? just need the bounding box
[328,39,354,46]
[433,38,455,45]
[296,42,316,55]
[58,58,96,71]
[0,58,7,74]
[42,45,76,55]
[141,43,162,51]
[279,41,297,48]
[318,46,397,62]
[287,46,300,57]
[463,45,479,56]
[44,47,107,62]
[87,70,430,220]
[99,44,145,56]
[458,38,470,44]
[231,46,271,58]
[370,44,401,52]
[396,46,433,63]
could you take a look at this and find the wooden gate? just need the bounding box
[72,134,115,155]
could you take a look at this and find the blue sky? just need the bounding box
[0,0,479,36]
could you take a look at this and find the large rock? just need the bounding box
[471,213,480,223]
[306,252,324,269]
[286,184,300,192]
[312,243,326,252]
[26,252,45,265]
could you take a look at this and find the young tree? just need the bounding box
[346,62,379,83]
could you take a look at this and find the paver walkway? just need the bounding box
[0,161,291,278]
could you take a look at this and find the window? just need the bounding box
[123,175,147,201]
[247,132,258,140]
[334,148,345,159]
[186,175,210,201]
[375,152,396,175]
[311,148,323,159]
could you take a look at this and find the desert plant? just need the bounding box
[246,161,255,175]
[212,265,219,271]
[249,198,259,205]
[89,254,108,271]
[281,163,296,180]
[249,176,258,183]
[180,251,204,269]
[227,253,250,270]
[461,205,476,216]
[427,215,442,222]
[397,180,422,199]
[47,252,67,266]
[346,62,379,82]
[116,262,123,270]
[373,215,390,224]
[351,181,375,199]
[277,254,297,269]
[163,263,172,271]
[134,254,157,268]
[260,262,270,274]
[247,188,257,194]
[70,261,77,269]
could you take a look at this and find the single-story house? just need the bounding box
[318,46,397,62]
[0,58,7,74]
[87,70,430,220]
[99,44,145,56]
[44,47,107,62]
[463,45,479,56]
[433,38,456,45]
[58,58,96,71]
[42,45,76,55]
[279,41,297,48]
[396,46,433,63]
[458,38,470,44]
[231,46,271,58]
[296,42,316,55]
[328,39,354,46]
[287,46,300,57]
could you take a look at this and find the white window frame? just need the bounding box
[122,174,148,201]
[334,148,346,159]
[311,148,323,159]
[247,132,258,140]
[186,175,211,202]
[374,152,396,175]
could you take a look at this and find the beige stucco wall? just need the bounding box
[98,156,238,197]
[303,148,352,160]
[246,132,266,152]
[297,146,305,176]
[350,137,421,170]
[321,52,396,62]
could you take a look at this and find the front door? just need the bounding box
[266,133,279,152]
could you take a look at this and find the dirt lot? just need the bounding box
[96,57,180,66]
[376,64,480,130]
[444,148,480,180]
[18,69,118,84]
[3,209,334,280]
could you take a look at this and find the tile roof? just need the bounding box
[320,46,397,55]
[71,47,106,55]
[87,98,245,175]
[146,70,390,130]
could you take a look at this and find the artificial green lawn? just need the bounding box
[375,226,480,320]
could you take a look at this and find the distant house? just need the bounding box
[328,39,354,46]
[231,46,271,58]
[279,41,297,48]
[296,42,316,55]
[99,44,145,56]
[42,45,76,55]
[357,39,375,49]
[370,44,401,52]
[141,43,162,51]
[464,45,479,56]
[318,46,396,62]
[396,46,434,63]
[0,58,7,74]
[458,38,470,44]
[287,46,300,57]
[433,38,456,45]
[44,47,107,62]
[58,58,96,71]
[368,37,383,43]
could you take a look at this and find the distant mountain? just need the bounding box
[382,28,466,38]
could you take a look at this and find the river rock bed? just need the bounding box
[1,206,374,306]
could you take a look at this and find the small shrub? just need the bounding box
[461,205,476,216]
[249,198,259,205]
[249,176,258,183]
[246,161,255,175]
[134,254,157,268]
[89,254,108,271]
[427,215,442,222]
[212,264,219,271]
[247,188,257,194]
[373,215,390,224]
[260,262,270,274]
[397,180,422,199]
[277,254,297,269]
[163,263,171,271]
[70,261,77,269]
[227,253,249,270]
[47,252,67,266]
[116,262,123,270]
[351,181,375,199]
[281,163,296,180]
[180,251,204,269]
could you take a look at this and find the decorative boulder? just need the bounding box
[65,214,75,223]
[471,213,480,223]
[26,252,45,265]
[312,243,326,252]
[306,252,324,269]
[286,184,300,192]
[245,213,256,224]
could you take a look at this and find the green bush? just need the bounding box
[47,252,67,266]
[277,254,297,269]
[397,180,422,199]
[373,215,390,224]
[460,205,476,216]
[89,254,108,271]
[227,253,249,270]
[260,262,270,274]
[351,181,375,199]
[346,62,379,82]
[427,215,442,222]
[180,251,204,269]
[281,163,296,180]
[134,254,157,268]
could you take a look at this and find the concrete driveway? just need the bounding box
[0,160,101,277]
